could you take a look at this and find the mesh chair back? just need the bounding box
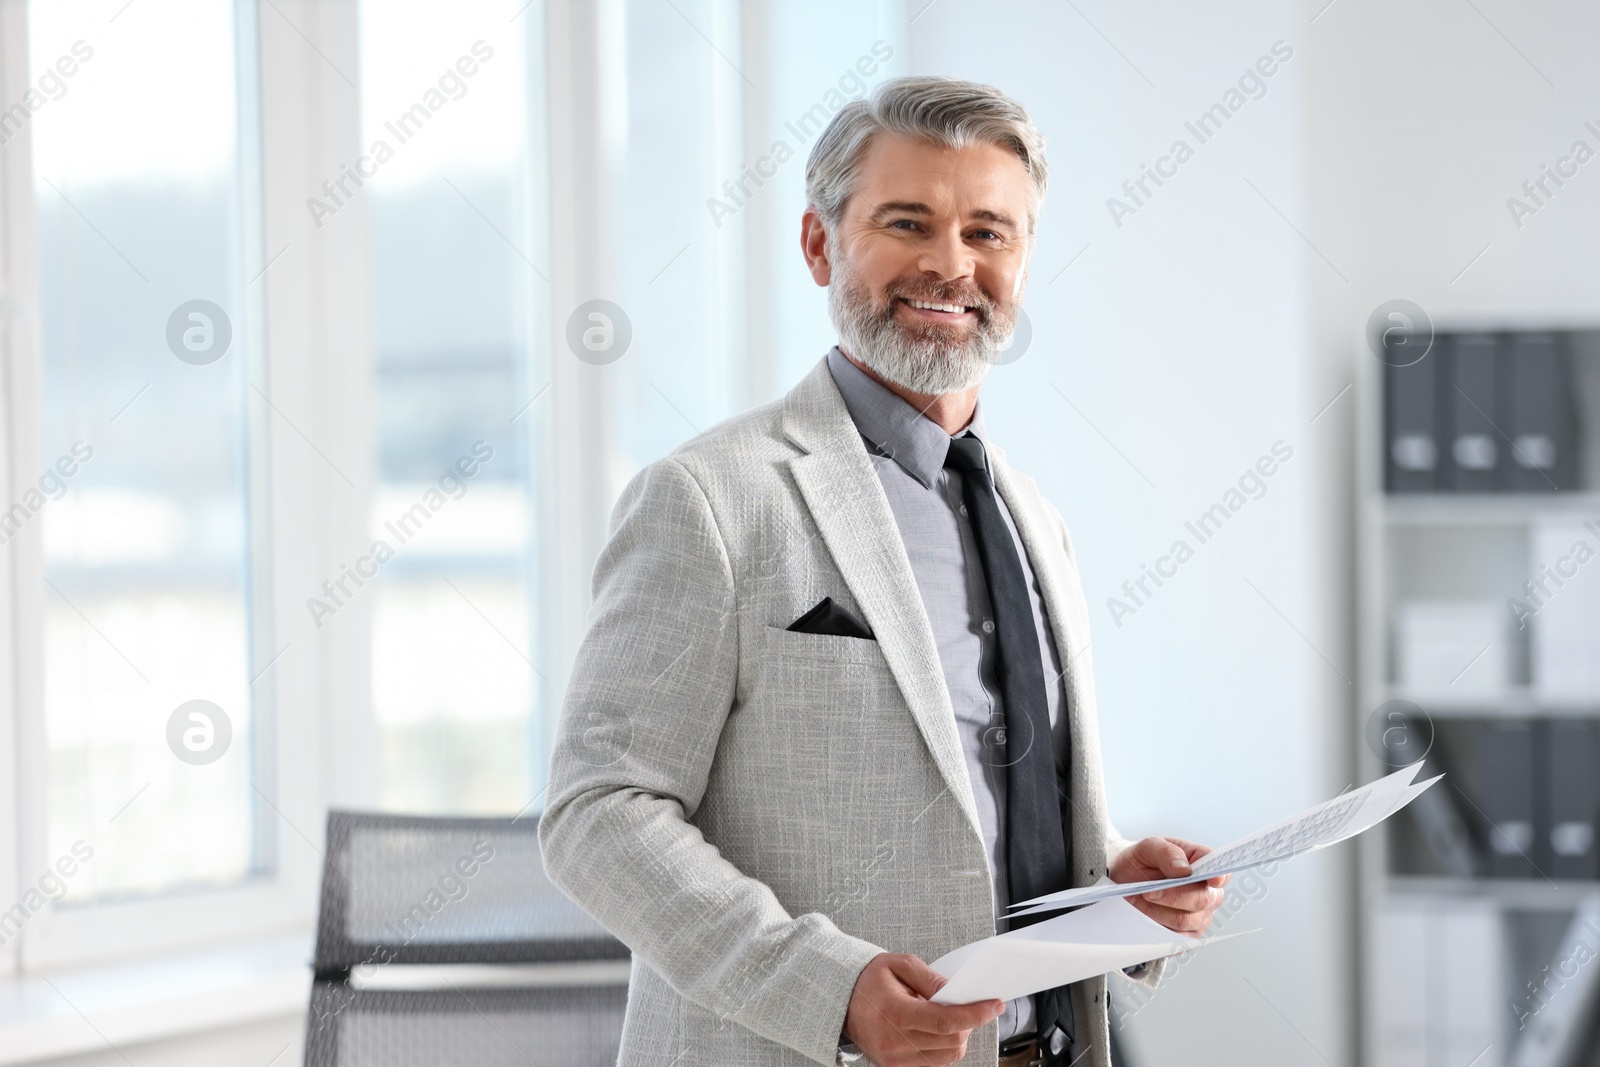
[304,983,628,1067]
[313,811,628,972]
[305,811,630,1067]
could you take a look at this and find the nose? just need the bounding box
[916,224,976,284]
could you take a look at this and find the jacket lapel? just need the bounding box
[781,360,984,844]
[988,443,1112,885]
[987,447,1091,709]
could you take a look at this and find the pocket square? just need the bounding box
[785,596,875,640]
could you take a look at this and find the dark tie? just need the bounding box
[944,432,1075,1063]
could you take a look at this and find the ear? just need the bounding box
[800,208,832,287]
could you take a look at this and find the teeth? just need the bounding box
[904,298,969,314]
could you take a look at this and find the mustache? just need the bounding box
[884,285,994,319]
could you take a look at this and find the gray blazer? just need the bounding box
[540,356,1158,1067]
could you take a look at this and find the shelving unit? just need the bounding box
[1357,324,1600,1067]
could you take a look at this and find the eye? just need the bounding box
[889,219,920,232]
[970,229,1002,241]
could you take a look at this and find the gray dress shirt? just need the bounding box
[826,346,1070,1044]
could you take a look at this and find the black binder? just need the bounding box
[1500,332,1573,493]
[1384,353,1439,493]
[1545,720,1600,880]
[1378,709,1478,876]
[1443,334,1502,492]
[1483,720,1540,878]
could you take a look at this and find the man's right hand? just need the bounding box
[842,952,1004,1067]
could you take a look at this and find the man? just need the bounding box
[540,76,1227,1067]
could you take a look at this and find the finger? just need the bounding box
[879,1026,970,1054]
[1123,837,1160,876]
[1139,837,1192,877]
[1126,895,1209,927]
[863,1023,966,1064]
[899,995,1007,1036]
[884,957,1003,1032]
[865,1023,966,1054]
[885,954,949,1000]
[1158,838,1225,883]
[850,986,970,1055]
[1130,895,1216,935]
[881,1024,970,1044]
[890,1036,967,1067]
[1143,884,1223,911]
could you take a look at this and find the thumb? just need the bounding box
[889,954,948,1000]
[1149,838,1191,876]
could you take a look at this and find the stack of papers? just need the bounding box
[928,761,1438,1004]
[929,896,1243,1006]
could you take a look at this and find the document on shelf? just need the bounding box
[1006,761,1439,919]
[928,896,1246,1006]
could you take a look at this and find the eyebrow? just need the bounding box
[867,200,1020,232]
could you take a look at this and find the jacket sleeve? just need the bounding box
[538,457,885,1065]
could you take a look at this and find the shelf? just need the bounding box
[1384,686,1600,717]
[1356,326,1600,1066]
[1372,492,1600,526]
[1387,875,1600,910]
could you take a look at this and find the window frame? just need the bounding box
[0,0,30,985]
[0,0,368,970]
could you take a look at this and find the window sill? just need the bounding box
[0,933,312,1065]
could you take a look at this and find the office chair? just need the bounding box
[302,811,630,1066]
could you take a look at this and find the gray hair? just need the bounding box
[804,75,1048,236]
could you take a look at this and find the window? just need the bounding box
[358,0,549,814]
[28,0,269,902]
[756,0,904,390]
[603,0,906,485]
[606,0,746,479]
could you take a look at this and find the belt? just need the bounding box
[997,1037,1042,1067]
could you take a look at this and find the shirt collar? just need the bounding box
[825,346,989,489]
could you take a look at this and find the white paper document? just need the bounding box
[928,896,1244,1006]
[1005,761,1438,918]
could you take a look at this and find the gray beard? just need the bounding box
[827,255,1021,395]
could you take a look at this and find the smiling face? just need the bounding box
[803,131,1035,395]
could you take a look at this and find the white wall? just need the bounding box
[1305,0,1600,331]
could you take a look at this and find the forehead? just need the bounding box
[847,131,1034,221]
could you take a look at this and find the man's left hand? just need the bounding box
[1107,837,1227,938]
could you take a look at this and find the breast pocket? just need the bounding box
[757,624,893,700]
[752,624,906,787]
